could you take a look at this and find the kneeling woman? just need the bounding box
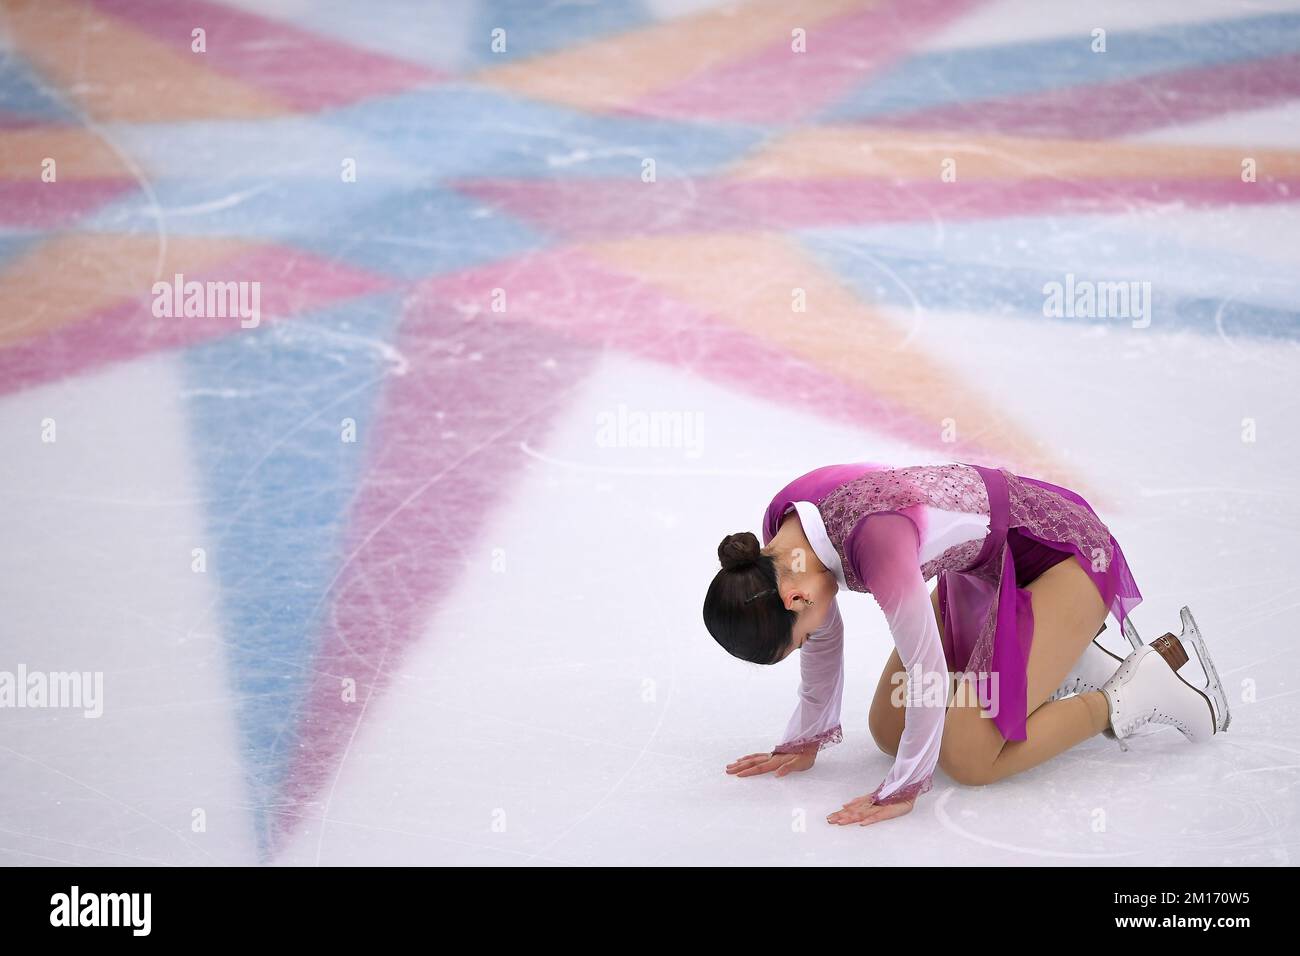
[703,462,1230,827]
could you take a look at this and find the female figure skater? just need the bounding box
[703,462,1230,827]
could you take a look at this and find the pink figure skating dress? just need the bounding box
[760,462,1142,805]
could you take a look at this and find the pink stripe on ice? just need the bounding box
[90,0,443,110]
[267,289,602,853]
[0,180,137,228]
[872,52,1300,139]
[455,176,1300,240]
[0,246,392,396]
[626,0,981,123]
[422,247,994,454]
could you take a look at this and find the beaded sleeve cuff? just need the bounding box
[868,775,933,806]
[772,724,843,756]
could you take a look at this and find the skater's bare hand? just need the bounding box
[726,750,815,777]
[826,793,914,826]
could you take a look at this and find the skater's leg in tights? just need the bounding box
[939,556,1110,786]
[867,558,1112,784]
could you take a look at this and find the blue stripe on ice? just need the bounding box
[464,0,650,66]
[800,217,1300,306]
[291,183,545,279]
[193,0,473,73]
[83,177,545,277]
[0,235,38,267]
[0,54,77,124]
[1169,297,1300,340]
[93,89,763,206]
[93,114,427,184]
[822,12,1300,121]
[198,0,649,73]
[82,176,397,239]
[180,292,404,852]
[797,226,1300,339]
[319,86,767,180]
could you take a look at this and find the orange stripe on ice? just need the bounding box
[475,0,865,112]
[586,233,1086,495]
[0,234,253,348]
[730,126,1300,180]
[3,0,288,121]
[0,127,134,180]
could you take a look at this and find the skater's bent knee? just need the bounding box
[939,748,996,787]
[939,704,1005,787]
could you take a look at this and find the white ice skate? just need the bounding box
[1046,618,1141,703]
[1048,637,1125,702]
[1100,606,1231,752]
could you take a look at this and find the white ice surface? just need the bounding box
[272,338,1300,866]
[0,0,1297,866]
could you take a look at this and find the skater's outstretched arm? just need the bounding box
[772,596,845,755]
[828,511,946,826]
[725,597,844,779]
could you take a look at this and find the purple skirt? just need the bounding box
[937,463,1143,742]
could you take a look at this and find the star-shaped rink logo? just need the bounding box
[1,0,1297,858]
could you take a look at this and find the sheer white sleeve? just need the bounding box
[851,511,946,805]
[772,597,845,755]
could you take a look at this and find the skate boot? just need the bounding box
[1047,617,1142,704]
[1100,606,1231,752]
[1048,629,1131,744]
[1047,634,1125,703]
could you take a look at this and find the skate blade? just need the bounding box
[1178,606,1231,734]
[1120,614,1143,652]
[1104,727,1167,751]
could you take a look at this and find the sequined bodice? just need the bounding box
[818,463,990,591]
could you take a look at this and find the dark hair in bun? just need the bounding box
[717,531,761,571]
[703,531,795,664]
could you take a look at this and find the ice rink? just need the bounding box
[1,0,1298,866]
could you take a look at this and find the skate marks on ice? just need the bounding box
[936,731,1297,864]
